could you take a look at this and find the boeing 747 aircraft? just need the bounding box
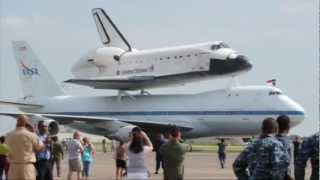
[65,8,252,91]
[0,41,304,141]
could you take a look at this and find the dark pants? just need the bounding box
[218,152,226,168]
[163,166,184,180]
[155,152,164,172]
[0,156,9,180]
[36,159,53,180]
[51,158,61,177]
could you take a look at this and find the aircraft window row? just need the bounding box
[157,54,199,61]
[269,91,282,95]
[126,54,200,63]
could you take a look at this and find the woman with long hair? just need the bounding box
[126,127,153,180]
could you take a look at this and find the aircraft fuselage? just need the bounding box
[70,42,252,90]
[23,86,305,139]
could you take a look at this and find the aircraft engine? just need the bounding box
[45,120,59,135]
[93,47,126,66]
[111,125,137,142]
[71,47,127,77]
[29,117,60,135]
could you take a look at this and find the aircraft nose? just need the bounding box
[232,55,253,71]
[209,54,252,75]
[280,95,306,127]
[291,102,306,127]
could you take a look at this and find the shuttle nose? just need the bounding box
[233,55,253,71]
[209,54,252,75]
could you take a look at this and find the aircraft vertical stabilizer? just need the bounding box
[92,8,132,51]
[12,41,64,98]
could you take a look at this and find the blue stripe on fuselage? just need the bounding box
[45,110,305,116]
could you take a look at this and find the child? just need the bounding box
[115,141,127,180]
[82,137,94,180]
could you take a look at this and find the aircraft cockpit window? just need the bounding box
[219,42,230,48]
[211,45,220,50]
[269,91,282,96]
[211,42,230,51]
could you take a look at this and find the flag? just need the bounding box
[266,79,276,86]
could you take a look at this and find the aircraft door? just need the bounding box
[187,52,209,72]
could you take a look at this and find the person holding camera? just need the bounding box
[6,115,44,180]
[125,127,153,180]
[160,126,191,180]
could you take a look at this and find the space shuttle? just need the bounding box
[65,8,252,91]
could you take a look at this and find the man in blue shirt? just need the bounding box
[36,121,53,180]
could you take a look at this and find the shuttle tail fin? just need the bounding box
[91,8,132,51]
[12,41,64,99]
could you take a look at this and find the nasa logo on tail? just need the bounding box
[20,61,39,76]
[18,46,40,76]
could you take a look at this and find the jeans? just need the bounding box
[82,161,91,177]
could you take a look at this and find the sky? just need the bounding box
[0,0,318,136]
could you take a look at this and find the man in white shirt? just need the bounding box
[67,131,83,180]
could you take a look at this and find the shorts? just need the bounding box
[116,159,126,169]
[69,159,82,172]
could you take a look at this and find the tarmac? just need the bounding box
[54,151,311,180]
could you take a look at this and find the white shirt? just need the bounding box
[67,139,83,160]
[127,146,152,173]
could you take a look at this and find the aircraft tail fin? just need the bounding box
[12,41,64,99]
[92,8,132,51]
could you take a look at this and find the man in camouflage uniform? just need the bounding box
[276,115,294,178]
[295,132,319,180]
[160,126,190,180]
[233,118,289,180]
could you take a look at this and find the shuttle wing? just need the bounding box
[64,72,208,90]
[65,75,155,82]
[64,75,156,90]
[0,111,193,131]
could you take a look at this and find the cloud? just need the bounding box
[0,16,33,27]
[0,16,35,40]
[282,0,317,15]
